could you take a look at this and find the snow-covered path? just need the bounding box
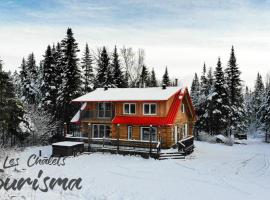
[1,139,269,200]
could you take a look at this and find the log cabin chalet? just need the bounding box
[70,86,196,149]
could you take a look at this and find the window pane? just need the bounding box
[105,126,110,138]
[150,104,156,114]
[142,128,150,140]
[124,104,129,113]
[99,125,104,137]
[144,104,149,114]
[130,104,135,114]
[105,103,111,111]
[105,110,111,117]
[93,125,98,138]
[128,126,132,139]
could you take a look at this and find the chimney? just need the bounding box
[175,79,178,86]
[104,86,108,91]
[162,84,166,90]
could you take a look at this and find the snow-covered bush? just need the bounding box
[20,105,60,146]
[198,132,234,146]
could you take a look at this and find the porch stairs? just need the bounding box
[159,152,185,160]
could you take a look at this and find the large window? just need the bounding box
[98,102,112,118]
[124,103,136,114]
[143,103,157,115]
[140,127,157,141]
[92,124,111,138]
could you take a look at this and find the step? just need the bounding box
[159,156,185,160]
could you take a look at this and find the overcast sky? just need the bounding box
[0,0,270,88]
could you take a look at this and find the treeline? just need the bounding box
[1,28,173,146]
[190,46,270,137]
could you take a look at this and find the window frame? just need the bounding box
[140,126,157,141]
[143,103,157,115]
[98,102,112,118]
[92,124,111,138]
[123,103,136,115]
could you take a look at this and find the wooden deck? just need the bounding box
[64,136,194,159]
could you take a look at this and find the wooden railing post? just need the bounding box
[149,125,152,156]
[117,124,120,152]
[88,123,91,151]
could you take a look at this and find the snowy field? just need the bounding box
[1,139,269,200]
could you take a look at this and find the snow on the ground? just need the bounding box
[1,139,269,200]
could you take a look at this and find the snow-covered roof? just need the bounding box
[72,87,182,102]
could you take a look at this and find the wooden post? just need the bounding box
[117,124,120,152]
[88,123,91,152]
[149,125,152,156]
[64,122,67,137]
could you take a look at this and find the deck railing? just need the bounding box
[177,136,194,155]
[80,110,115,121]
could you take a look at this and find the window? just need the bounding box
[124,103,136,114]
[98,102,112,118]
[181,104,185,113]
[140,127,157,141]
[143,103,157,115]
[127,126,133,140]
[92,124,111,138]
[184,123,188,138]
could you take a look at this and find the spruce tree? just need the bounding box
[21,53,39,105]
[190,73,200,109]
[0,61,25,146]
[259,88,270,134]
[252,73,265,130]
[225,46,245,135]
[95,46,114,88]
[111,46,126,88]
[211,58,230,134]
[162,66,170,86]
[81,43,94,92]
[139,65,150,87]
[149,68,158,87]
[58,28,81,128]
[41,45,57,113]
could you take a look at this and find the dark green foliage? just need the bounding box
[139,65,150,87]
[162,66,170,86]
[149,68,158,87]
[81,43,94,92]
[111,46,127,88]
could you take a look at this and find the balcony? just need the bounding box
[80,109,115,121]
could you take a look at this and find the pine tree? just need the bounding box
[162,66,170,86]
[251,73,265,130]
[210,58,230,134]
[139,65,150,87]
[196,63,209,132]
[259,88,270,134]
[149,68,158,87]
[225,46,245,135]
[58,28,81,128]
[0,60,25,146]
[21,53,39,105]
[190,73,200,109]
[111,46,126,88]
[95,46,114,88]
[41,45,58,113]
[81,43,94,92]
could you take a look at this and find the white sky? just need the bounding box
[0,0,270,88]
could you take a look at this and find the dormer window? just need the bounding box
[181,103,185,113]
[143,103,157,115]
[124,103,136,114]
